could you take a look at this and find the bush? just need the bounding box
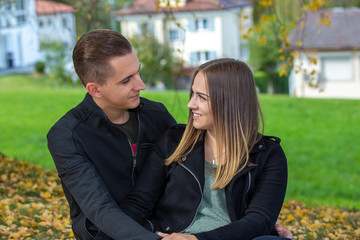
[35,61,45,74]
[253,71,270,93]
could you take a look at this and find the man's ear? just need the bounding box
[86,82,102,98]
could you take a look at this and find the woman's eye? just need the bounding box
[199,95,207,101]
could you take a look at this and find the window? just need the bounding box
[189,18,215,32]
[190,51,217,65]
[62,18,68,28]
[320,52,353,82]
[195,19,208,30]
[169,29,183,42]
[137,22,154,35]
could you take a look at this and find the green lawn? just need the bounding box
[1,74,359,209]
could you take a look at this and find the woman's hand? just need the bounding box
[157,232,198,240]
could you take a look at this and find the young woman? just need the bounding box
[121,58,288,240]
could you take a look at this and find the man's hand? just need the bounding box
[275,222,293,239]
[157,232,198,240]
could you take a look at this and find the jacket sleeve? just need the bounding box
[120,145,168,226]
[47,123,160,240]
[194,142,288,240]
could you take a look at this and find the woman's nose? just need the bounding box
[187,97,196,109]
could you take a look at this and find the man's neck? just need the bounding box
[93,97,130,124]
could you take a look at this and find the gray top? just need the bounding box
[182,161,231,234]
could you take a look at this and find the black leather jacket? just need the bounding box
[122,125,288,240]
[47,93,176,240]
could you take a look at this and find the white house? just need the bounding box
[0,0,76,74]
[288,8,360,99]
[0,0,39,71]
[114,0,252,68]
[36,0,76,49]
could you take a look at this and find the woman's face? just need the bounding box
[187,71,214,132]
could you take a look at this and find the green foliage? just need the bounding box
[40,41,74,85]
[130,33,183,89]
[253,71,270,93]
[53,0,131,36]
[1,74,360,209]
[35,61,45,74]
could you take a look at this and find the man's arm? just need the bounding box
[47,124,159,240]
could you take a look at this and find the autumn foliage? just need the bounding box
[0,152,359,239]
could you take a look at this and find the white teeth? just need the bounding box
[194,113,201,117]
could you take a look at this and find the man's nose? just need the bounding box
[134,74,146,90]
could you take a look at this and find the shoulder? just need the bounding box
[251,135,287,165]
[47,101,88,141]
[153,124,186,155]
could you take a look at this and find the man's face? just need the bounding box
[97,51,146,113]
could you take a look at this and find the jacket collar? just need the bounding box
[80,93,145,119]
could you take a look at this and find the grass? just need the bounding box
[0,73,359,209]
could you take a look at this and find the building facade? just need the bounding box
[0,0,39,71]
[288,8,360,99]
[0,0,76,74]
[114,0,252,68]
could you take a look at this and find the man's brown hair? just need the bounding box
[73,29,133,86]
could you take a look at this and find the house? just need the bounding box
[288,8,360,99]
[0,0,76,74]
[113,0,253,69]
[0,0,39,71]
[36,0,76,49]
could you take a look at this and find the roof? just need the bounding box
[114,0,251,16]
[288,8,360,51]
[36,0,74,15]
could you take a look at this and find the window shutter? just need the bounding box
[190,52,197,65]
[188,19,195,32]
[209,18,215,31]
[210,51,217,60]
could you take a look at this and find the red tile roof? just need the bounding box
[36,0,74,15]
[114,0,251,16]
[288,8,360,51]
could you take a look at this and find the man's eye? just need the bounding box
[122,78,130,84]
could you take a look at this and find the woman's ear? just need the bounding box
[86,82,102,99]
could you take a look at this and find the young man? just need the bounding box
[47,29,292,240]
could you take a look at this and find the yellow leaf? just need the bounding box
[296,40,302,47]
[308,57,317,65]
[259,36,267,45]
[286,214,295,221]
[261,15,270,23]
[254,24,261,31]
[87,14,92,20]
[279,69,287,77]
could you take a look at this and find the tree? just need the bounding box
[52,0,130,36]
[129,32,183,89]
[247,0,360,92]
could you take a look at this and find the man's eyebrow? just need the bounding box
[119,65,141,82]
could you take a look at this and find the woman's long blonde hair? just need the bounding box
[166,58,264,189]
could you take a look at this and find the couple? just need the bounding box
[47,29,291,240]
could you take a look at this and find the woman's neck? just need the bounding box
[205,131,222,165]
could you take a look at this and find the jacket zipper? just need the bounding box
[178,162,203,232]
[130,111,141,186]
[128,138,137,186]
